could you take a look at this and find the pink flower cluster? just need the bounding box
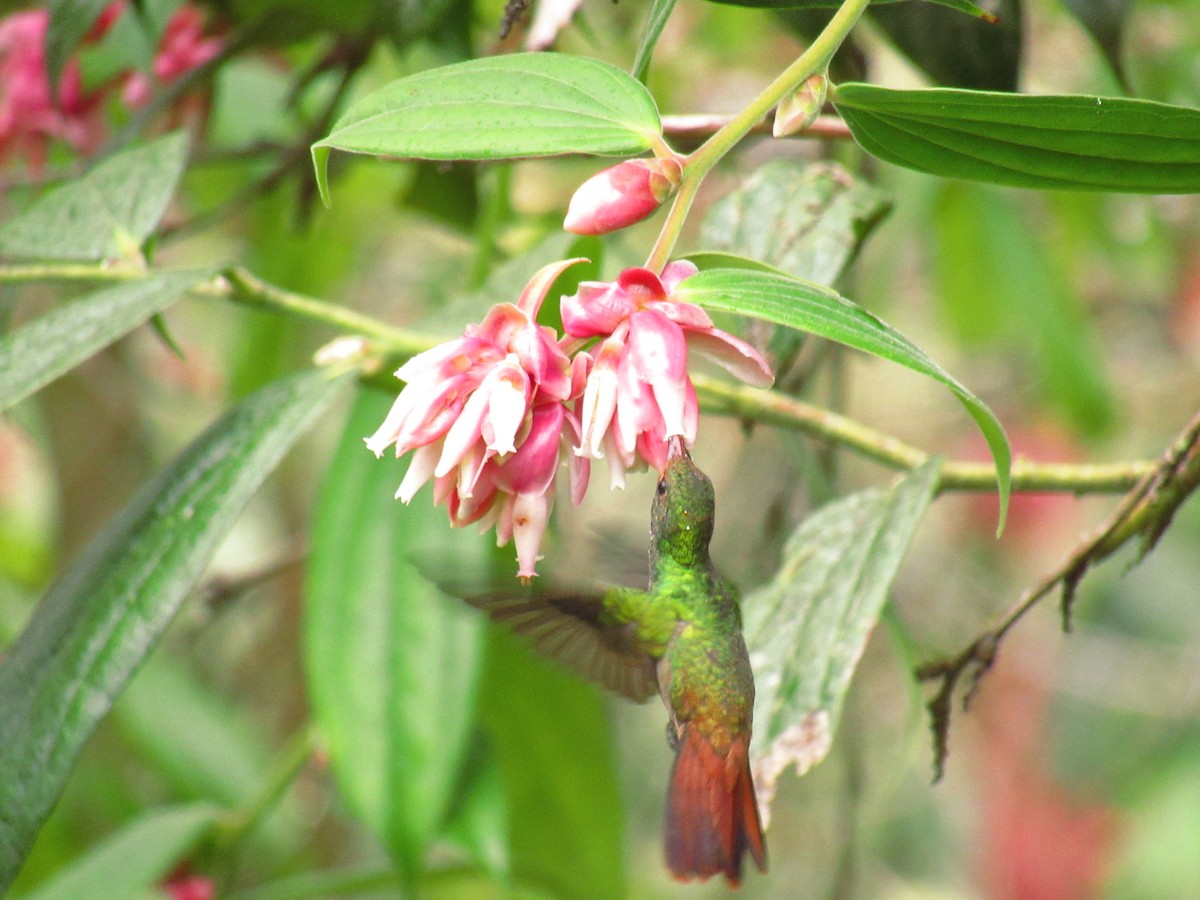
[0,9,107,166]
[367,259,773,579]
[0,2,221,167]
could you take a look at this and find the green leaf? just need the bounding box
[833,83,1200,192]
[932,182,1115,434]
[699,160,891,286]
[869,0,1021,91]
[0,370,348,893]
[0,270,209,413]
[745,459,940,816]
[676,268,1010,526]
[0,133,189,261]
[631,0,679,83]
[683,251,792,277]
[305,389,486,883]
[312,53,662,205]
[21,804,219,900]
[45,0,113,90]
[480,628,626,900]
[706,0,995,21]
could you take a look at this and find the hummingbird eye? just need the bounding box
[656,478,668,496]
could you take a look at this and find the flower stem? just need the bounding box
[214,722,314,851]
[0,259,1155,496]
[644,0,871,270]
[692,374,1155,494]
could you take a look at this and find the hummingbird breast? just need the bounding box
[656,569,756,753]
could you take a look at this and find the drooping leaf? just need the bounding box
[833,84,1200,193]
[698,161,891,377]
[746,459,940,819]
[45,0,113,90]
[706,0,996,21]
[20,804,219,900]
[931,182,1115,435]
[699,160,891,286]
[869,0,1021,91]
[304,389,486,883]
[312,53,662,205]
[0,270,209,413]
[0,132,189,260]
[480,628,627,900]
[0,370,348,893]
[676,268,1011,526]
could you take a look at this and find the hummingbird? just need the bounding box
[460,437,767,886]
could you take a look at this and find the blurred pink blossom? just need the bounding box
[366,259,590,579]
[123,5,223,108]
[563,260,773,485]
[0,9,106,166]
[161,875,214,900]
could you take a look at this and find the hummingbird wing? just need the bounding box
[463,586,674,703]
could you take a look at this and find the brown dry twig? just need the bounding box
[917,408,1200,781]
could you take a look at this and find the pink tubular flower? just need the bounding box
[367,259,590,579]
[563,260,774,486]
[563,157,683,236]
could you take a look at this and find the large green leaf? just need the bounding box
[0,271,209,413]
[480,628,627,900]
[21,804,219,900]
[745,459,939,817]
[305,389,486,883]
[699,160,891,286]
[0,370,348,893]
[676,268,1011,525]
[312,53,662,205]
[833,83,1200,192]
[0,133,189,260]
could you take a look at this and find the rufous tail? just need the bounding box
[664,725,767,888]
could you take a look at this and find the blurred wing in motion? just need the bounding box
[463,587,664,702]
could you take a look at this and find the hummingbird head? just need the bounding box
[651,443,716,567]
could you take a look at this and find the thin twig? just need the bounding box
[917,408,1200,781]
[662,112,852,144]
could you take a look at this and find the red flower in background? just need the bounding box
[123,5,224,108]
[0,10,106,166]
[0,2,223,166]
[975,660,1122,900]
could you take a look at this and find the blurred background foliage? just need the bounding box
[2,0,1200,896]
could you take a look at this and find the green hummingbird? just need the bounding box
[461,437,767,886]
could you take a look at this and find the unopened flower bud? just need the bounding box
[564,157,683,236]
[773,73,828,138]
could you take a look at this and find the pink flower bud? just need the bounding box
[563,158,683,236]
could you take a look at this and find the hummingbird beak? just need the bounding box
[667,436,689,461]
